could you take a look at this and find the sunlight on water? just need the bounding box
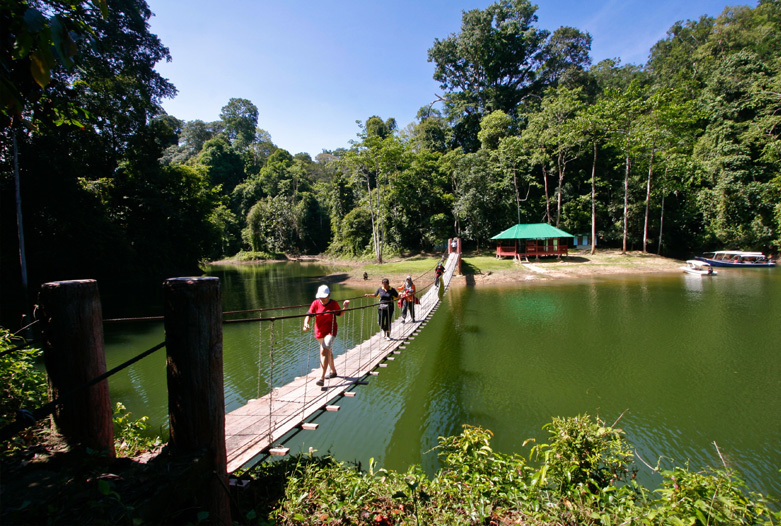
[103,263,781,499]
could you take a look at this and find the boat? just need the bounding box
[695,251,776,268]
[681,260,717,276]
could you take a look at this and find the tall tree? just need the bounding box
[220,97,259,151]
[637,90,698,253]
[342,117,405,263]
[603,83,646,252]
[573,95,612,254]
[428,0,590,150]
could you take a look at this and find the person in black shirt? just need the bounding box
[365,278,399,340]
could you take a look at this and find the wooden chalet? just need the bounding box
[491,223,574,261]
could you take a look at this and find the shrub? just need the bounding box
[0,328,48,455]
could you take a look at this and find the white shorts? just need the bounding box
[318,334,334,350]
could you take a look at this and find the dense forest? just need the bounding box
[2,0,780,325]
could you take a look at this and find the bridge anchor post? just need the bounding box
[164,277,230,525]
[38,279,115,457]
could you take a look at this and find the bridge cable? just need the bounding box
[267,319,275,446]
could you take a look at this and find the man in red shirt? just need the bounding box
[303,285,349,387]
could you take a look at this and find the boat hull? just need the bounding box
[695,257,776,268]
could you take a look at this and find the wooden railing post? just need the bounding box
[38,279,114,457]
[163,277,230,525]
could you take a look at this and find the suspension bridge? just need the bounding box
[223,251,459,472]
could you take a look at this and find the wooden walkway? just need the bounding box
[224,253,459,472]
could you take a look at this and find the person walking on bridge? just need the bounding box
[398,276,416,323]
[434,260,445,287]
[365,278,398,340]
[303,285,349,387]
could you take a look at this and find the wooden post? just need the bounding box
[455,238,462,275]
[163,277,230,525]
[38,279,114,457]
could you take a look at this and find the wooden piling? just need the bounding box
[163,277,230,525]
[38,279,114,457]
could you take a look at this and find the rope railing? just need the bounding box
[101,258,447,325]
[223,299,401,324]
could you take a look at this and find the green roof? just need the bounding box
[490,223,574,240]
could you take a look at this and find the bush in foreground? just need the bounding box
[248,416,779,525]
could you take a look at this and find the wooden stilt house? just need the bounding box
[491,223,574,261]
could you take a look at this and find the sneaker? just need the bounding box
[385,335,391,340]
[316,379,324,386]
[328,372,338,379]
[401,318,406,323]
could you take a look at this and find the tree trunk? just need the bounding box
[622,150,630,254]
[657,166,669,255]
[590,140,598,256]
[556,163,565,228]
[13,130,31,330]
[513,166,521,225]
[543,165,551,224]
[643,144,656,253]
[658,193,665,255]
[365,173,381,263]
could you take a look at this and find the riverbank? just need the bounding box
[271,248,684,288]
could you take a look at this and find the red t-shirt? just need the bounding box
[308,299,342,338]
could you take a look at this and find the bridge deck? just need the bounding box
[224,253,459,472]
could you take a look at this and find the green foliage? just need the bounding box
[243,195,298,255]
[198,135,245,194]
[112,402,161,458]
[0,328,48,455]
[331,207,373,257]
[219,97,258,151]
[532,414,635,491]
[253,416,780,525]
[651,465,780,525]
[0,0,106,127]
[233,250,285,261]
[478,110,513,150]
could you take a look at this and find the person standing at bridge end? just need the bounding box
[303,285,349,387]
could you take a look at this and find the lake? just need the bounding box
[102,261,781,499]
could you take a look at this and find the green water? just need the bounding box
[103,263,781,499]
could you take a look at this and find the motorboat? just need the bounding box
[695,251,776,267]
[681,260,717,276]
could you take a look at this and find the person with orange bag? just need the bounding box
[398,276,416,323]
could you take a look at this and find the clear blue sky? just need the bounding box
[147,0,749,158]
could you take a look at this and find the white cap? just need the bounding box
[316,285,330,298]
